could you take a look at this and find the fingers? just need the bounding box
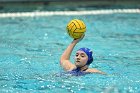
[73,34,85,43]
[81,34,85,39]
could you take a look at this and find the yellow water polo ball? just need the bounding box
[66,19,86,39]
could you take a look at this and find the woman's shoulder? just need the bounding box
[68,66,77,71]
[85,68,106,75]
[60,60,76,71]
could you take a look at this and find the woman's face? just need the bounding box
[74,50,88,67]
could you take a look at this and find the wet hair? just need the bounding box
[78,47,93,65]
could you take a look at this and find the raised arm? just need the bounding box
[60,36,84,71]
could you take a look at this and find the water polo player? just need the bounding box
[60,35,106,76]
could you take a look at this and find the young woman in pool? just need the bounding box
[60,35,106,75]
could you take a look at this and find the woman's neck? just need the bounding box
[77,65,88,71]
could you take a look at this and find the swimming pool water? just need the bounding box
[0,13,140,93]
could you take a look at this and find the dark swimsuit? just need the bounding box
[57,68,90,77]
[66,67,90,76]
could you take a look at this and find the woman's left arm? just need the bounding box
[86,68,106,75]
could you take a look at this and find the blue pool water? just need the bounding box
[0,13,140,93]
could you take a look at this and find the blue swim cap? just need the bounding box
[78,48,93,65]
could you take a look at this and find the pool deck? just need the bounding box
[0,0,140,13]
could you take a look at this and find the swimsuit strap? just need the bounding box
[82,67,88,71]
[72,67,88,72]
